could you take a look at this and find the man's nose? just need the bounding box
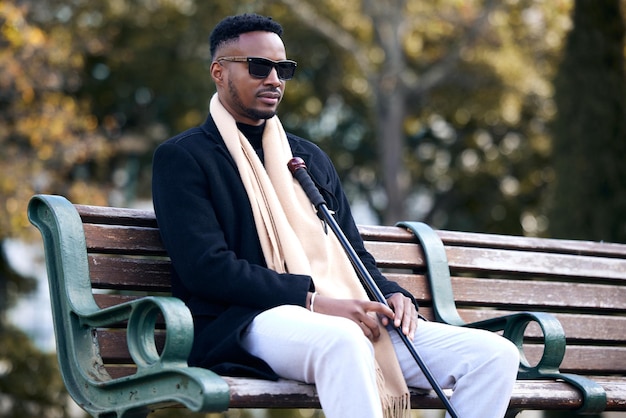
[264,67,281,85]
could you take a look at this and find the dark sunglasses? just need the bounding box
[217,56,297,80]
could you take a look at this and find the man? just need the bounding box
[152,13,519,418]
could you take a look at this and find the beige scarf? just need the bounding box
[210,93,410,417]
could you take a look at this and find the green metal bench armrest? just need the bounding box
[28,195,229,418]
[461,312,565,376]
[80,296,194,373]
[397,221,607,414]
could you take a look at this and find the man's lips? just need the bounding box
[258,91,281,105]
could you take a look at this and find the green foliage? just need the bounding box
[0,1,113,240]
[2,0,625,237]
[0,324,82,418]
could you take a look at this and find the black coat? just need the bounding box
[152,115,414,379]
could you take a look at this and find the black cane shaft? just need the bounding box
[318,200,459,418]
[288,158,459,418]
[317,204,388,303]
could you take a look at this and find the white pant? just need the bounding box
[241,305,519,418]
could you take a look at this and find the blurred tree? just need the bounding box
[0,1,112,240]
[547,0,626,243]
[6,0,625,237]
[1,2,104,417]
[270,0,574,235]
[274,0,503,224]
[19,0,578,234]
[11,0,583,237]
[0,324,80,418]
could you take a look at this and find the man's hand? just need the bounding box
[383,293,418,340]
[309,293,417,341]
[311,295,395,341]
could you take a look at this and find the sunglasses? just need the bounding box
[217,56,297,80]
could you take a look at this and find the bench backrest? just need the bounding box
[75,204,626,379]
[428,228,626,377]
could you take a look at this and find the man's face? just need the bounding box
[211,31,288,126]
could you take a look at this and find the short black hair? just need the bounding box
[210,14,283,58]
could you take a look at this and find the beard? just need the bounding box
[228,78,277,121]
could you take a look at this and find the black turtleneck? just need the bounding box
[237,122,266,164]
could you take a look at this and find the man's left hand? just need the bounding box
[383,293,418,340]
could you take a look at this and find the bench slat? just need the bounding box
[224,378,581,410]
[365,241,427,269]
[76,204,158,228]
[95,329,625,375]
[83,224,166,255]
[437,230,626,258]
[92,372,626,411]
[90,294,626,344]
[94,371,626,411]
[363,224,626,258]
[381,273,626,321]
[90,287,626,346]
[446,247,626,283]
[358,225,416,243]
[450,276,626,312]
[459,310,626,343]
[88,255,171,291]
[88,258,626,315]
[226,376,626,411]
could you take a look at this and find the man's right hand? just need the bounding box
[309,294,395,341]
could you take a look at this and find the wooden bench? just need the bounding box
[28,194,626,417]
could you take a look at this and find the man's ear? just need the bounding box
[210,61,224,84]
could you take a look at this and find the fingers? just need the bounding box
[386,293,418,340]
[358,317,380,341]
[358,301,386,340]
[313,296,409,342]
[362,300,395,319]
[400,298,416,338]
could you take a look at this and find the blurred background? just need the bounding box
[1,0,624,417]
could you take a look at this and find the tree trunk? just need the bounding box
[365,0,409,224]
[548,0,626,243]
[375,77,408,224]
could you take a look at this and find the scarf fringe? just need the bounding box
[382,395,412,418]
[376,362,412,418]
